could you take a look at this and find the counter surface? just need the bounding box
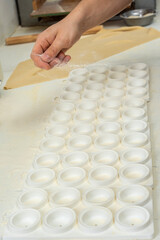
[0,8,160,240]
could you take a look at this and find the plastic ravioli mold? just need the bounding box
[3,62,154,240]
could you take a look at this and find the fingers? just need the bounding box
[31,50,71,70]
[40,38,64,63]
[63,55,71,64]
[48,51,64,68]
[31,37,51,69]
[49,52,71,68]
[57,51,66,62]
[31,30,71,69]
[49,58,61,68]
[31,53,51,70]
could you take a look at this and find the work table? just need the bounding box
[0,10,160,240]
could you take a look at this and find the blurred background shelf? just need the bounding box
[31,0,81,17]
[15,0,156,27]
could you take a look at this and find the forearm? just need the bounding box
[31,0,132,69]
[66,0,132,33]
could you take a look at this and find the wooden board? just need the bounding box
[31,0,80,17]
[32,0,46,11]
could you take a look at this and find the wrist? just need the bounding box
[64,7,88,34]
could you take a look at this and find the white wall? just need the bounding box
[0,0,18,45]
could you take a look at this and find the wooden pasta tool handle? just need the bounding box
[5,25,102,45]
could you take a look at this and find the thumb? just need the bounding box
[41,39,63,63]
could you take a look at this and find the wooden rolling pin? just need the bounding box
[5,25,103,45]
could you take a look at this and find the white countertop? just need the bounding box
[1,6,160,240]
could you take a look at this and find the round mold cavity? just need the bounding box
[95,134,120,150]
[40,137,65,152]
[51,111,71,124]
[72,123,94,136]
[129,63,148,71]
[123,132,148,147]
[86,64,108,74]
[123,120,148,133]
[88,73,106,83]
[33,153,60,169]
[46,125,69,137]
[108,72,126,81]
[83,188,115,207]
[115,206,150,232]
[83,90,102,101]
[64,83,82,93]
[43,207,76,233]
[123,108,146,120]
[97,122,121,134]
[86,82,104,91]
[108,80,125,89]
[128,70,148,80]
[55,102,75,113]
[128,69,148,77]
[69,75,86,84]
[26,168,55,188]
[63,151,89,167]
[74,110,95,123]
[124,98,145,108]
[89,165,117,186]
[17,189,48,209]
[105,88,125,98]
[128,78,147,88]
[100,98,121,109]
[110,64,127,73]
[98,109,120,122]
[92,150,119,166]
[117,185,150,206]
[70,68,88,76]
[49,188,80,208]
[121,148,149,164]
[127,87,147,98]
[78,207,112,233]
[61,91,80,102]
[58,167,86,187]
[78,100,97,111]
[8,209,41,234]
[68,135,92,151]
[119,164,150,184]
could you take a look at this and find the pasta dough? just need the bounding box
[4,26,160,89]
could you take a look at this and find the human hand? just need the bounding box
[31,19,82,70]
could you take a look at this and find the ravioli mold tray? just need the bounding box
[3,62,154,240]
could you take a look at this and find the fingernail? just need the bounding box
[64,56,71,64]
[41,53,53,62]
[59,55,64,61]
[64,58,69,64]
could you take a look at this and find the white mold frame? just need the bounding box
[3,62,155,240]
